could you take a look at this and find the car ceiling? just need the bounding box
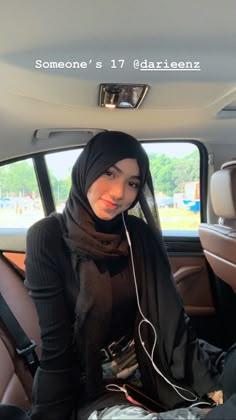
[1,1,236,162]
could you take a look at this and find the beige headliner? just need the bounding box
[1,1,236,161]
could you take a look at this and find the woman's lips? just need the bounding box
[102,199,119,209]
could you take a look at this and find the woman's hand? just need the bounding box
[207,389,223,405]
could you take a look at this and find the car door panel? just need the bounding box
[171,255,215,316]
[165,236,215,312]
[165,236,224,346]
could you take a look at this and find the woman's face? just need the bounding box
[87,158,140,220]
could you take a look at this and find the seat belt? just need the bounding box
[0,293,39,376]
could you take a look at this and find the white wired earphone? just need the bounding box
[121,213,199,404]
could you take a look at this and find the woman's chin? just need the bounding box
[94,210,116,221]
[94,208,123,221]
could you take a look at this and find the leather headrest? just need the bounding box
[211,162,236,219]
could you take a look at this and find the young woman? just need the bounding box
[25,131,224,420]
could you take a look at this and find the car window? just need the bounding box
[143,143,200,236]
[0,159,43,228]
[45,142,201,236]
[0,143,201,234]
[45,149,82,212]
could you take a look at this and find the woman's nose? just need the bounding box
[110,182,124,200]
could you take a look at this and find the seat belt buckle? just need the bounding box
[16,339,36,365]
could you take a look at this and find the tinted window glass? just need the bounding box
[142,143,200,235]
[45,150,82,212]
[45,143,200,236]
[0,159,43,228]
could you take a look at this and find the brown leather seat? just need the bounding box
[199,160,236,293]
[0,255,41,411]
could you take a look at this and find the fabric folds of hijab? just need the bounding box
[57,131,151,400]
[222,342,236,400]
[61,131,151,262]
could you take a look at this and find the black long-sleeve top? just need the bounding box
[25,215,225,420]
[25,216,138,419]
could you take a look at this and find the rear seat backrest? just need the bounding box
[199,160,236,293]
[0,255,41,411]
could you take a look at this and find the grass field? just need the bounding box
[159,208,200,230]
[0,208,200,230]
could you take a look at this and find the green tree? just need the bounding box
[174,150,199,193]
[148,149,199,196]
[0,160,38,196]
[49,167,72,204]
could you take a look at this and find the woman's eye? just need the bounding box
[105,170,114,177]
[129,181,140,190]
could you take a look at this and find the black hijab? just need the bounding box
[56,131,156,400]
[222,342,236,400]
[204,343,236,419]
[60,131,153,261]
[63,131,149,228]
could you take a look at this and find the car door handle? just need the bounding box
[174,265,203,285]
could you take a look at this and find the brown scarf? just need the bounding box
[54,205,130,400]
[55,131,150,400]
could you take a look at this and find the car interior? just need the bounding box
[1,0,236,413]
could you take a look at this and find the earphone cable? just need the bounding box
[121,213,198,402]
